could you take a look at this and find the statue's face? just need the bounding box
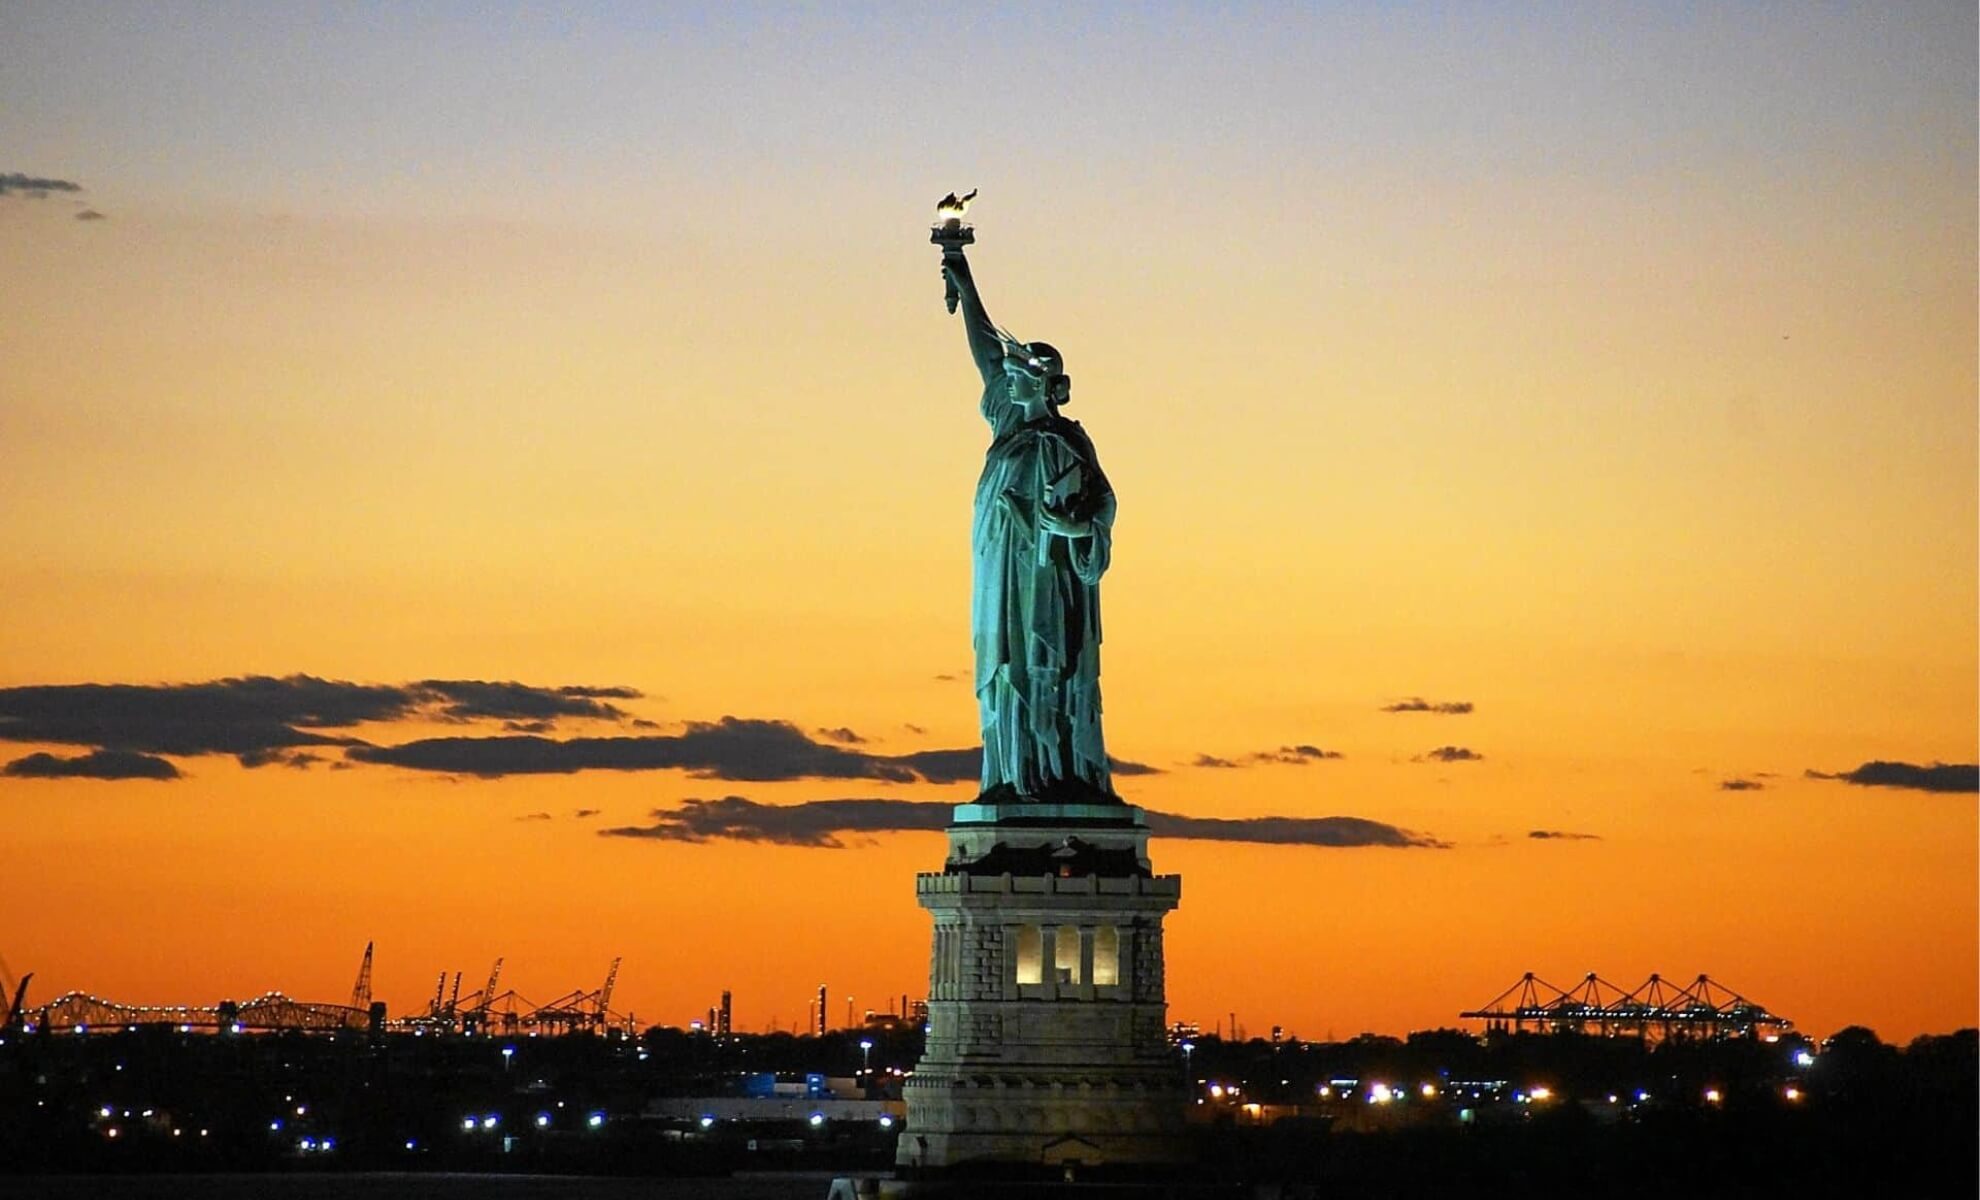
[1011,342,1068,411]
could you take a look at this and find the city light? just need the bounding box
[1704,1089,1722,1104]
[1368,1083,1394,1104]
[482,1115,499,1129]
[536,1113,552,1128]
[462,1118,477,1131]
[699,1115,715,1129]
[879,1115,895,1129]
[1529,1087,1553,1102]
[1794,1050,1816,1068]
[809,1113,825,1127]
[588,1112,606,1129]
[405,1140,417,1150]
[1784,1087,1802,1102]
[1209,1084,1224,1098]
[1420,1083,1437,1099]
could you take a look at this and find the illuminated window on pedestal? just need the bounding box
[1056,925,1082,984]
[1015,925,1043,984]
[1092,926,1120,985]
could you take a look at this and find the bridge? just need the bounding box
[23,990,371,1034]
[1461,972,1792,1041]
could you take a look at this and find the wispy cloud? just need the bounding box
[1380,698,1473,715]
[0,675,642,777]
[1805,761,1978,794]
[1416,745,1483,763]
[3,749,179,781]
[1193,745,1342,769]
[1527,829,1601,841]
[1719,777,1765,791]
[599,796,1443,850]
[0,172,83,197]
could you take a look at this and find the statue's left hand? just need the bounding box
[1039,508,1090,539]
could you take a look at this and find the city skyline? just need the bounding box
[1,3,1975,1042]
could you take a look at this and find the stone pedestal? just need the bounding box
[898,802,1187,1175]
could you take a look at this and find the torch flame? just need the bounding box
[935,188,978,218]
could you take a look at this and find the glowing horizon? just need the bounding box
[1,3,1973,1042]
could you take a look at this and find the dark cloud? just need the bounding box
[352,717,929,782]
[515,811,553,822]
[237,748,321,769]
[816,726,868,745]
[1527,829,1601,841]
[503,720,556,734]
[412,679,637,723]
[75,208,105,221]
[1381,698,1474,715]
[0,675,642,778]
[1805,761,1978,794]
[1193,745,1342,769]
[0,173,83,197]
[572,808,601,819]
[602,796,952,847]
[933,673,960,682]
[1144,811,1441,848]
[1417,746,1483,763]
[1719,778,1766,791]
[359,715,1160,784]
[0,676,408,762]
[600,796,1442,850]
[4,749,179,781]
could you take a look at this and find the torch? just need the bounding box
[931,188,977,313]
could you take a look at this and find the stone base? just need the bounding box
[900,802,1187,1174]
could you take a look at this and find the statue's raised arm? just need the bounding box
[941,250,1006,386]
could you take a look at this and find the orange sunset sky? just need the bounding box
[1,4,1975,1041]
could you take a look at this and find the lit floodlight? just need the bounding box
[879,1115,895,1129]
[808,1113,825,1127]
[536,1113,552,1128]
[482,1115,498,1130]
[1784,1087,1802,1102]
[462,1118,476,1131]
[405,1140,417,1150]
[699,1115,714,1129]
[1704,1088,1722,1104]
[1368,1083,1394,1104]
[587,1112,605,1129]
[1529,1087,1553,1102]
[1794,1050,1816,1068]
[1420,1083,1437,1099]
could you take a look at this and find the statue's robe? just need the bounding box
[971,364,1117,803]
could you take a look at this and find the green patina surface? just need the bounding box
[939,245,1120,807]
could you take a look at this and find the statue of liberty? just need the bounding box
[938,233,1119,805]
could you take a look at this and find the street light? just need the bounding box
[860,1039,874,1073]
